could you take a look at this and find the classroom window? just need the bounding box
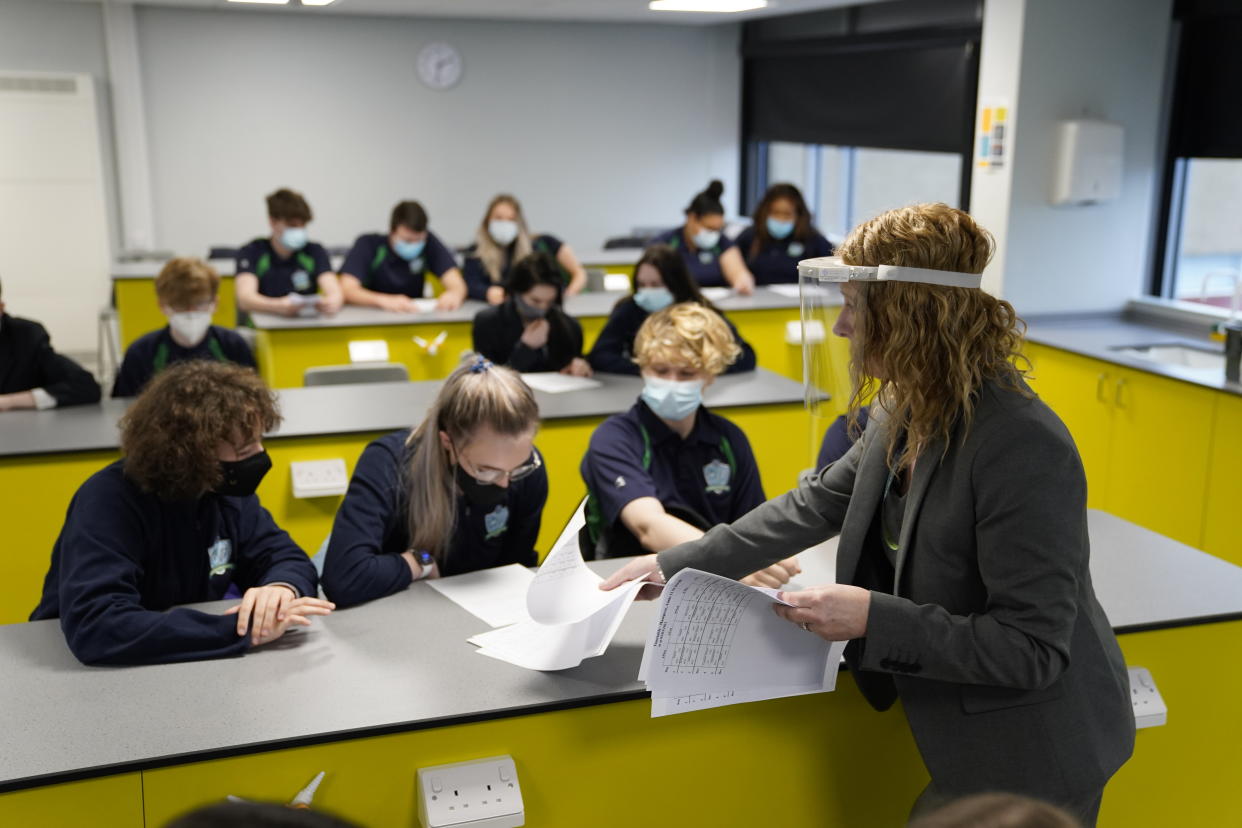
[1162,158,1242,310]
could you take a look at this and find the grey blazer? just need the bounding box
[660,379,1135,802]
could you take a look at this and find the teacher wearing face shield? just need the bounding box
[602,203,1135,825]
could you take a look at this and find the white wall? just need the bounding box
[972,0,1173,315]
[135,6,742,258]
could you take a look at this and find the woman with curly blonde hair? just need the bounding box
[31,361,332,665]
[603,204,1134,825]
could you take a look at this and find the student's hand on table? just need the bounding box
[598,554,666,600]
[486,285,506,305]
[772,583,870,641]
[732,272,756,296]
[227,586,335,645]
[376,293,417,313]
[435,292,464,311]
[561,357,593,377]
[316,294,343,315]
[0,391,36,412]
[740,556,801,589]
[520,318,550,349]
[276,295,303,317]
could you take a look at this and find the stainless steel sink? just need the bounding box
[1111,343,1226,375]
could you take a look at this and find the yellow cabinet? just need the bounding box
[1026,344,1216,548]
[1202,393,1242,565]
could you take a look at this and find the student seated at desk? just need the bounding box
[322,357,548,608]
[31,362,333,665]
[734,183,834,285]
[586,244,755,376]
[339,200,467,312]
[818,407,871,468]
[461,194,587,304]
[471,252,591,376]
[579,303,798,586]
[648,180,755,295]
[112,257,255,398]
[234,188,344,320]
[0,277,100,412]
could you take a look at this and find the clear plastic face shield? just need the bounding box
[795,256,983,415]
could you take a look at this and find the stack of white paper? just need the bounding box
[639,568,847,717]
[519,372,603,394]
[465,505,648,671]
[699,286,733,301]
[426,564,534,628]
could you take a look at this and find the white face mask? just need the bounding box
[488,219,520,246]
[692,228,721,250]
[168,310,213,346]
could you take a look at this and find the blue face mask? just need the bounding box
[641,376,704,422]
[280,227,308,251]
[393,238,426,261]
[766,217,795,239]
[634,287,674,314]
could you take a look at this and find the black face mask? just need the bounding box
[216,451,272,497]
[514,295,549,321]
[454,463,508,508]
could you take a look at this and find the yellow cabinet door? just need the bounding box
[1024,344,1113,508]
[1104,367,1216,548]
[1202,392,1242,565]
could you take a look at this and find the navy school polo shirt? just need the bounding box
[339,232,458,298]
[733,226,834,286]
[649,226,735,288]
[235,238,332,298]
[29,461,318,666]
[586,297,757,376]
[321,430,549,608]
[111,325,256,398]
[461,234,565,301]
[580,400,765,551]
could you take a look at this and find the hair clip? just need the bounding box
[469,356,493,374]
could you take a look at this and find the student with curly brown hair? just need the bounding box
[31,362,332,666]
[603,204,1134,825]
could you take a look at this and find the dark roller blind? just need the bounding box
[743,39,977,153]
[1170,14,1242,158]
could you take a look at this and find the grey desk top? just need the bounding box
[0,369,807,459]
[1024,310,1241,396]
[0,510,1239,792]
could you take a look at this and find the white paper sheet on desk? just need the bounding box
[699,287,733,301]
[411,298,440,313]
[638,568,838,695]
[426,564,534,628]
[766,283,833,299]
[518,373,603,394]
[526,505,617,625]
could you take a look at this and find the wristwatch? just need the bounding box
[413,549,437,581]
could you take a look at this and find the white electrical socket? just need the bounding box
[1128,666,1167,729]
[417,755,524,828]
[289,459,349,499]
[348,339,390,363]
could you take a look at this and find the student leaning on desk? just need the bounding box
[338,199,467,312]
[461,193,588,304]
[733,182,835,285]
[0,276,100,412]
[31,362,333,665]
[647,179,756,295]
[602,204,1134,826]
[321,356,548,608]
[234,187,344,320]
[112,257,255,398]
[580,303,798,587]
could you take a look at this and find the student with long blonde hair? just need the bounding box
[603,203,1134,825]
[322,356,548,608]
[461,194,587,304]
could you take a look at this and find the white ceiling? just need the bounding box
[54,0,886,26]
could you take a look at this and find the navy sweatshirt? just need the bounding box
[112,325,256,398]
[322,430,548,608]
[471,300,584,373]
[30,462,318,666]
[586,298,757,376]
[0,313,101,406]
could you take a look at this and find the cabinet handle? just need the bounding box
[1096,374,1108,403]
[1113,377,1126,409]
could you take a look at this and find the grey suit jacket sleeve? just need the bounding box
[861,415,1085,691]
[657,429,866,580]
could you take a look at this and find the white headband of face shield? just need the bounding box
[797,256,982,289]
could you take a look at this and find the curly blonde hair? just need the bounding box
[120,362,280,501]
[633,302,741,376]
[838,203,1029,471]
[155,257,220,309]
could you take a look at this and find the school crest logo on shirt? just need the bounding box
[207,538,234,577]
[787,241,805,257]
[410,257,424,273]
[698,251,715,265]
[484,505,510,539]
[292,270,312,292]
[703,459,732,494]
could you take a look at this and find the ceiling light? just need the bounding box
[299,0,338,5]
[226,0,290,5]
[649,0,767,11]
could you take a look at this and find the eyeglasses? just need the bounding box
[457,446,542,486]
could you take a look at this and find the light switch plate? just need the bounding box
[417,755,524,828]
[348,339,390,363]
[1128,666,1167,728]
[290,459,349,499]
